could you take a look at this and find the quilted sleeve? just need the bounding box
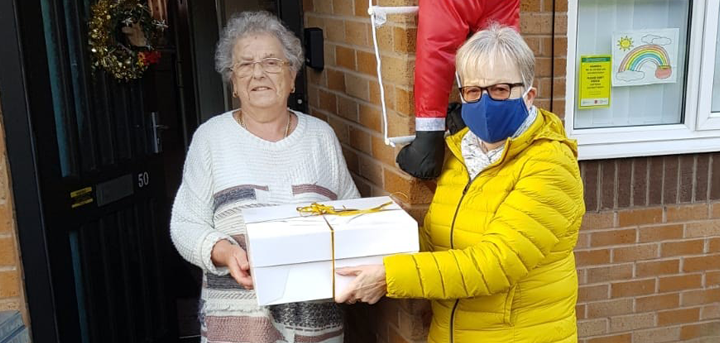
[384,147,583,299]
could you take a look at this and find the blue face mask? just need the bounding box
[461,88,531,143]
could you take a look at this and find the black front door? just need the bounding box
[1,0,190,342]
[0,0,306,342]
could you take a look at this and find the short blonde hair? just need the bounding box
[456,23,535,89]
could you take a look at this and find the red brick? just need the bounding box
[576,232,590,249]
[577,319,606,337]
[631,326,680,343]
[707,271,720,286]
[587,264,633,284]
[681,288,720,306]
[576,304,586,320]
[636,259,680,277]
[658,274,703,292]
[520,0,542,12]
[581,212,614,230]
[680,322,720,340]
[371,136,396,166]
[575,249,611,266]
[327,69,346,92]
[661,239,704,257]
[0,270,19,297]
[666,203,709,222]
[612,244,658,262]
[608,313,655,333]
[702,304,720,320]
[611,279,656,298]
[356,50,377,76]
[587,333,631,343]
[520,13,553,35]
[685,220,720,238]
[658,308,700,326]
[710,238,720,252]
[618,208,663,227]
[358,104,381,132]
[636,293,680,312]
[336,46,356,70]
[638,224,683,242]
[318,89,337,113]
[383,169,435,205]
[393,27,416,54]
[586,299,633,318]
[578,284,609,302]
[683,254,720,272]
[0,236,16,266]
[590,229,636,247]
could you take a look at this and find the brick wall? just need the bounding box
[576,154,720,343]
[0,96,29,327]
[304,0,720,342]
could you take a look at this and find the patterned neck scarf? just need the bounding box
[461,106,538,179]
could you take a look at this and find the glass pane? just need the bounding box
[712,9,720,113]
[574,0,691,129]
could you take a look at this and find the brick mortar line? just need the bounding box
[304,12,418,30]
[313,84,413,121]
[579,321,720,340]
[309,103,395,138]
[328,40,418,61]
[0,266,17,272]
[326,41,419,60]
[314,64,413,88]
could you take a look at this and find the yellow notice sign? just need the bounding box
[578,55,611,109]
[71,187,93,208]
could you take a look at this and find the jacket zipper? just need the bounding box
[448,177,476,343]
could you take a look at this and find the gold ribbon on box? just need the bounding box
[296,201,393,217]
[295,201,393,298]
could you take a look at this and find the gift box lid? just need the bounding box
[243,196,419,268]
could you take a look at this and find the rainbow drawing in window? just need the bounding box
[612,29,679,87]
[618,44,672,80]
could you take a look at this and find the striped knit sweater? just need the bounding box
[170,109,359,343]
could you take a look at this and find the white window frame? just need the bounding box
[565,0,720,160]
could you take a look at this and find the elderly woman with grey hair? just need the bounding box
[170,11,358,343]
[337,24,585,343]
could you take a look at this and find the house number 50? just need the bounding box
[138,172,150,188]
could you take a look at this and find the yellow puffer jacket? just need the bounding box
[384,109,585,343]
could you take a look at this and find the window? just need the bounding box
[565,0,720,159]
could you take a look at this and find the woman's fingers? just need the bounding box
[227,246,254,289]
[233,247,251,271]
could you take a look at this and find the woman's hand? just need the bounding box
[334,264,387,305]
[211,240,254,290]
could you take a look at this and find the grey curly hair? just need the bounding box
[215,11,304,83]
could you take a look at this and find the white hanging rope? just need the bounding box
[368,2,419,147]
[368,6,419,27]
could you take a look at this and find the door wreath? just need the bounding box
[88,0,167,81]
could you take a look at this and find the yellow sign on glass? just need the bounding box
[578,55,611,109]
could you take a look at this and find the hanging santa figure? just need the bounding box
[396,0,520,179]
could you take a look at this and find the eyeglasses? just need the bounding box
[459,83,525,103]
[231,58,290,77]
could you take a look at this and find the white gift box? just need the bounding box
[243,196,419,306]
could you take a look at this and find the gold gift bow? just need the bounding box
[295,201,394,299]
[295,201,394,217]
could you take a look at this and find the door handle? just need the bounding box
[150,111,166,154]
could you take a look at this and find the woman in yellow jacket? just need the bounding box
[336,24,585,343]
